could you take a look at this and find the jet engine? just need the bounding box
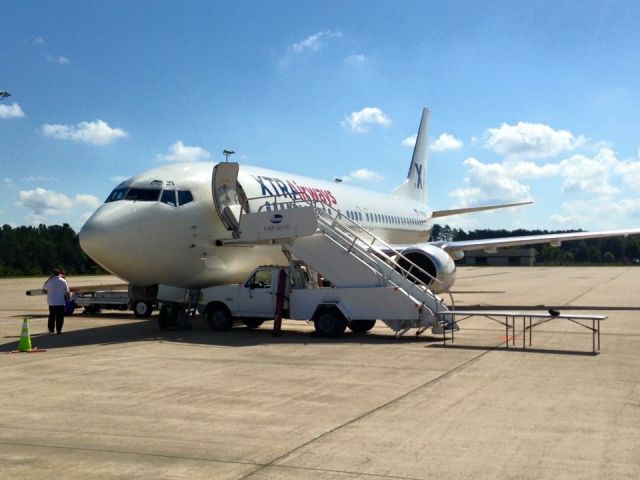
[395,244,457,294]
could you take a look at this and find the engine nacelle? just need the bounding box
[396,244,457,294]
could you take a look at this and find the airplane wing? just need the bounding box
[435,228,640,255]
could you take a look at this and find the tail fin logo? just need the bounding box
[413,163,423,189]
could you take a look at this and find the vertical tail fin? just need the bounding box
[392,108,429,203]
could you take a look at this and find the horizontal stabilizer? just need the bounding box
[431,201,533,219]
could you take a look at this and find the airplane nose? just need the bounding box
[79,204,141,274]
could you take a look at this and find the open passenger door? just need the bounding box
[212,162,247,233]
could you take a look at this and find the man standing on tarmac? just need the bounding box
[43,269,70,334]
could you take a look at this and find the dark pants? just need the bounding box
[48,305,65,333]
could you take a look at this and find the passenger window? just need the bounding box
[177,190,194,206]
[125,188,161,201]
[160,190,176,206]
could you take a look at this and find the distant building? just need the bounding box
[457,248,536,266]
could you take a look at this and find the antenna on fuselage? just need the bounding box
[223,149,235,162]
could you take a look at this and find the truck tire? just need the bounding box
[207,304,233,331]
[83,305,100,315]
[314,310,347,338]
[348,319,376,333]
[242,319,264,329]
[158,303,187,330]
[133,300,153,318]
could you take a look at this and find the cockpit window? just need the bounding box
[104,186,189,205]
[177,190,193,206]
[160,190,176,206]
[105,187,128,203]
[125,188,161,201]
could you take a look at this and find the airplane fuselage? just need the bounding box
[80,162,433,289]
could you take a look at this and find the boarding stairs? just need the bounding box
[212,163,456,336]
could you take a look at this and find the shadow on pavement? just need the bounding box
[1,314,443,352]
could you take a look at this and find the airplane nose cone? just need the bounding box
[79,204,141,276]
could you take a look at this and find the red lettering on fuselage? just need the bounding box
[254,176,337,206]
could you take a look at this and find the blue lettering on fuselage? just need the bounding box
[252,175,273,196]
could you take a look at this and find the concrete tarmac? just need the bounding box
[1,267,639,479]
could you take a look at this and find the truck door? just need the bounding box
[236,268,276,317]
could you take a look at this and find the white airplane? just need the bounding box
[79,109,640,299]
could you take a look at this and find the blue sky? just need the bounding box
[1,0,640,231]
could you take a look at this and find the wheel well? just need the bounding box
[311,304,345,322]
[206,301,231,316]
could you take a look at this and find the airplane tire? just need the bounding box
[348,319,376,333]
[314,310,347,338]
[242,319,264,329]
[133,301,153,318]
[207,304,233,331]
[158,303,187,330]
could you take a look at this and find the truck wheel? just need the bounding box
[314,311,347,338]
[207,305,233,331]
[348,320,376,333]
[133,301,153,318]
[242,319,264,329]
[84,305,100,315]
[158,304,187,330]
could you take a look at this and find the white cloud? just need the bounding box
[341,107,391,133]
[341,168,385,183]
[402,135,416,148]
[292,31,342,53]
[555,147,640,194]
[344,54,366,66]
[3,178,14,189]
[431,133,463,152]
[157,140,211,162]
[42,119,127,145]
[551,197,640,229]
[75,194,101,209]
[17,188,99,219]
[0,103,25,119]
[48,55,70,65]
[485,122,585,159]
[503,160,559,179]
[33,35,45,45]
[449,157,533,207]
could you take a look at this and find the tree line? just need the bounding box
[2,223,640,277]
[0,224,103,277]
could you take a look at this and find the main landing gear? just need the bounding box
[158,303,191,330]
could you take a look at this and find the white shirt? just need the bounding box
[44,276,70,306]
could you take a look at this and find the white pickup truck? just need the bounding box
[157,265,382,337]
[197,265,378,337]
